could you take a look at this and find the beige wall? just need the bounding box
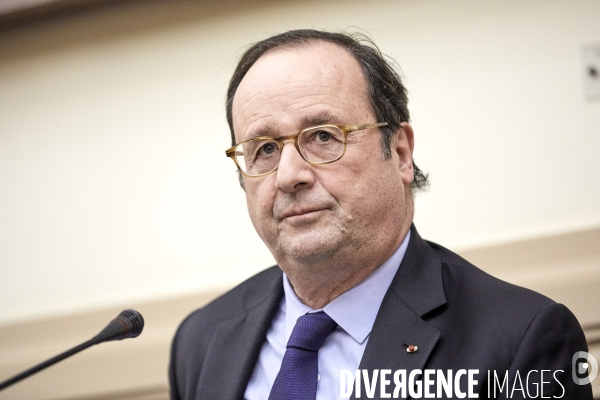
[0,0,599,398]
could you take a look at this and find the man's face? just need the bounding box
[232,42,414,269]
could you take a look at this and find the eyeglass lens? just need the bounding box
[236,126,346,176]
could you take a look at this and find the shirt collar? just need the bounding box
[282,230,411,344]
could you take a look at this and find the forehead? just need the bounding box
[232,41,372,141]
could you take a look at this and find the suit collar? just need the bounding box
[354,226,446,399]
[240,266,285,311]
[390,225,447,317]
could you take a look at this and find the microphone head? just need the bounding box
[116,309,144,338]
[94,309,144,344]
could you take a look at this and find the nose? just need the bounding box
[275,141,315,192]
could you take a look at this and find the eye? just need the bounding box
[260,142,276,155]
[316,131,331,142]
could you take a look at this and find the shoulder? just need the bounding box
[430,239,556,312]
[426,241,591,397]
[426,239,560,336]
[169,266,283,400]
[394,228,558,325]
[174,265,283,343]
[426,239,586,357]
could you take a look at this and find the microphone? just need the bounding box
[93,309,145,343]
[0,309,144,391]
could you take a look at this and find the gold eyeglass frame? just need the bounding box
[225,122,388,177]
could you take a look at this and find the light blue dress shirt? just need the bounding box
[244,231,411,400]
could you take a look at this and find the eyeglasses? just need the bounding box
[225,122,388,177]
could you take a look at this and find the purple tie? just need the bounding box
[268,312,337,400]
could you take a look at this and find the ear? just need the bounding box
[392,122,415,186]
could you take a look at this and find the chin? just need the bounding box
[278,231,347,265]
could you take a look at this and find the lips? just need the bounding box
[273,193,336,221]
[280,207,327,219]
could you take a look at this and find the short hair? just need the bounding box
[226,29,429,192]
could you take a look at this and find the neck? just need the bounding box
[283,213,413,309]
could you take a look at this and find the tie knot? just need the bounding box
[287,312,337,352]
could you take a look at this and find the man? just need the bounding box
[170,30,593,399]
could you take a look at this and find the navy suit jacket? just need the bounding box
[169,227,593,399]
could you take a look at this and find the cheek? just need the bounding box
[245,178,276,221]
[326,162,403,218]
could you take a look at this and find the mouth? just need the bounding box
[280,207,329,222]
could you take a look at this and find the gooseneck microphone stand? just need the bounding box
[0,309,144,391]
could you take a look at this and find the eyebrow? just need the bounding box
[242,111,341,142]
[243,128,272,141]
[300,111,339,127]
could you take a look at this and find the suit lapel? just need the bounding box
[353,227,447,400]
[355,296,441,399]
[195,268,284,400]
